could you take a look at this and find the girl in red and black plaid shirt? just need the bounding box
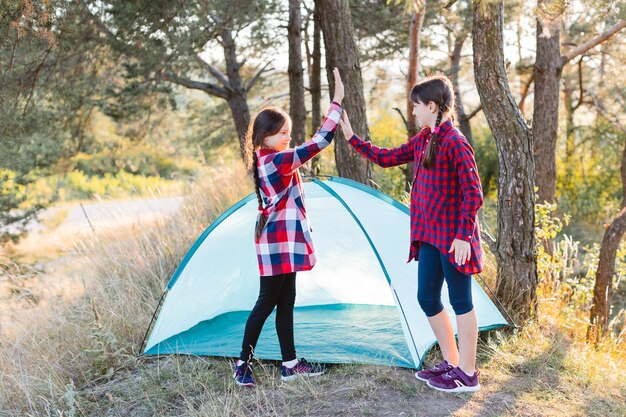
[341,75,483,393]
[232,68,345,387]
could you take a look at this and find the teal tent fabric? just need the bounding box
[143,177,509,368]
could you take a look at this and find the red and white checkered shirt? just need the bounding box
[347,119,484,275]
[255,101,343,276]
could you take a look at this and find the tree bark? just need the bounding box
[288,0,307,147]
[449,32,474,144]
[311,4,323,174]
[401,5,426,191]
[304,4,323,174]
[562,73,577,160]
[472,0,538,322]
[220,28,252,159]
[533,16,625,203]
[588,141,626,341]
[161,29,273,163]
[315,0,371,184]
[533,7,562,204]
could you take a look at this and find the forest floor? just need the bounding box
[1,182,624,417]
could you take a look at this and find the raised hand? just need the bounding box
[339,110,354,139]
[332,67,344,104]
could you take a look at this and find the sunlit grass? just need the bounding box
[0,165,624,416]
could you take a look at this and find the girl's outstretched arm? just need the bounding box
[271,68,344,175]
[341,111,416,168]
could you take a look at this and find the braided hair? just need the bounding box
[243,106,291,240]
[410,75,457,169]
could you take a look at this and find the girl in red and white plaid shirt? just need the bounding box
[341,75,484,393]
[233,68,345,387]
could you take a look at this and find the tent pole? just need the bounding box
[138,288,168,356]
[391,287,421,368]
[302,174,333,180]
[474,274,518,328]
[313,178,421,368]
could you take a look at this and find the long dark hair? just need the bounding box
[243,106,291,240]
[410,75,457,169]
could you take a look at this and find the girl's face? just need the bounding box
[412,99,438,127]
[262,120,291,151]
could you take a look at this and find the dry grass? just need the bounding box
[1,165,625,416]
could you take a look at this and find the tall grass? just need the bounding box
[0,165,250,415]
[1,169,625,416]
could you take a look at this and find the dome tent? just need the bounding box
[142,177,509,369]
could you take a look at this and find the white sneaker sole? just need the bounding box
[234,379,255,387]
[426,380,480,393]
[414,372,431,382]
[233,373,255,387]
[280,371,325,382]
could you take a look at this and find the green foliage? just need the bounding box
[0,0,169,240]
[83,299,136,380]
[471,121,499,199]
[557,119,624,243]
[350,0,411,62]
[27,170,184,202]
[180,98,235,160]
[535,201,626,334]
[70,144,199,179]
[368,110,412,202]
[536,201,571,242]
[535,202,574,286]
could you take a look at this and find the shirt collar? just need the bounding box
[424,119,454,135]
[257,148,278,157]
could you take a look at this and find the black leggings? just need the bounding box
[239,272,297,362]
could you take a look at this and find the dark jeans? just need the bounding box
[239,272,297,362]
[417,242,474,317]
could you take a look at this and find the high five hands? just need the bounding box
[333,67,344,104]
[339,109,354,139]
[333,68,355,140]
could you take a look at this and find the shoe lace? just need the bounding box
[237,362,253,376]
[433,361,448,372]
[296,358,311,371]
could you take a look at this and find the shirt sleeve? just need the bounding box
[347,133,417,168]
[446,137,484,242]
[271,101,343,175]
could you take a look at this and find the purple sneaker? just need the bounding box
[415,360,454,382]
[427,367,480,393]
[280,358,325,382]
[233,361,255,387]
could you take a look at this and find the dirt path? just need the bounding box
[0,196,183,339]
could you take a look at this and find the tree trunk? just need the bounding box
[288,0,307,147]
[449,32,474,144]
[533,13,625,203]
[315,0,371,184]
[305,4,323,174]
[588,141,626,341]
[221,28,251,160]
[532,11,562,204]
[401,5,426,191]
[562,76,576,160]
[473,0,538,322]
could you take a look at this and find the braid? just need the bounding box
[246,106,290,240]
[252,152,263,208]
[252,151,268,240]
[422,108,443,169]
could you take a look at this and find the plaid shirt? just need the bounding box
[347,119,484,275]
[255,101,343,276]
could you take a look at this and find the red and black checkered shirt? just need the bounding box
[348,119,484,275]
[255,101,342,276]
